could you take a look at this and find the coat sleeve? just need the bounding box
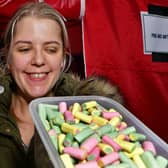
[0,74,13,114]
[0,135,24,168]
[0,146,18,168]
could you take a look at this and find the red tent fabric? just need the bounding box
[82,0,168,142]
[0,0,83,55]
[0,0,84,77]
[1,0,168,142]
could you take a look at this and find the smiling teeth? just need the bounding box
[31,73,46,78]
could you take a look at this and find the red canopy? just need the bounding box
[83,0,168,142]
[0,0,168,142]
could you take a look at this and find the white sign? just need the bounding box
[141,12,168,54]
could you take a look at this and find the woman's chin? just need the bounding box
[27,89,49,99]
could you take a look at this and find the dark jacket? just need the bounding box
[0,73,123,168]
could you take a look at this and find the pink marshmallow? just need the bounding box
[75,161,99,168]
[98,152,119,167]
[80,137,98,153]
[64,110,75,123]
[87,146,100,161]
[143,140,157,155]
[102,111,121,120]
[59,101,67,113]
[64,147,87,160]
[117,122,127,131]
[48,129,57,136]
[102,135,121,152]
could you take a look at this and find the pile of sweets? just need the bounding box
[38,100,168,168]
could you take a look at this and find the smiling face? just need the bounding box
[8,16,64,100]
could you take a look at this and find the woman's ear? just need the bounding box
[7,63,11,71]
[61,57,66,72]
[61,51,72,72]
[6,54,12,71]
[61,50,66,68]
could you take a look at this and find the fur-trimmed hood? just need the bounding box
[0,72,124,167]
[0,72,124,115]
[72,74,123,104]
[53,73,124,104]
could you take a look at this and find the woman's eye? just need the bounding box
[46,48,57,53]
[18,48,30,52]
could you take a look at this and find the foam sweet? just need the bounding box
[59,102,67,114]
[75,160,100,168]
[38,100,168,168]
[80,137,98,153]
[142,141,156,155]
[64,110,75,124]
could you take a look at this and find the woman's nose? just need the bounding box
[31,49,45,66]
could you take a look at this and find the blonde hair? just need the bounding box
[0,2,71,74]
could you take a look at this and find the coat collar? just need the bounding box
[0,73,68,115]
[0,74,13,114]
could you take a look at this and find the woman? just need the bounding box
[0,2,123,168]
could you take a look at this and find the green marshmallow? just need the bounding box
[91,109,101,116]
[106,131,118,139]
[89,133,101,142]
[82,110,89,115]
[74,127,94,143]
[63,133,74,147]
[129,132,146,142]
[120,126,136,135]
[49,134,58,151]
[51,125,61,134]
[156,155,168,168]
[38,104,51,130]
[103,146,113,154]
[38,103,47,122]
[72,141,79,148]
[87,154,95,161]
[43,120,50,131]
[141,151,159,168]
[44,104,58,111]
[105,163,130,168]
[47,110,58,121]
[95,124,114,137]
[119,152,138,168]
[73,123,88,130]
[89,123,99,130]
[51,112,65,126]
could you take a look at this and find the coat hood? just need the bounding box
[0,73,124,115]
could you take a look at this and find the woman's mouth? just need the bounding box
[30,73,47,78]
[26,72,49,81]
